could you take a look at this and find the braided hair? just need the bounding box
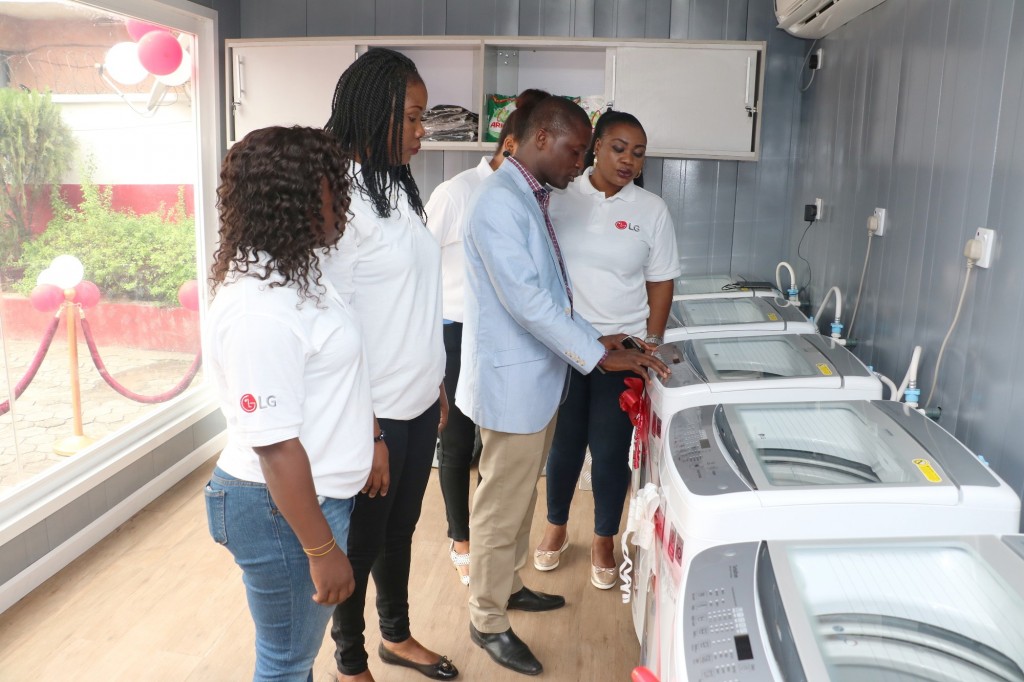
[212,126,352,302]
[325,48,426,220]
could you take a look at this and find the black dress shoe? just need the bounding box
[378,642,459,680]
[507,585,566,612]
[469,624,542,676]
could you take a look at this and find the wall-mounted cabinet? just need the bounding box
[225,36,765,160]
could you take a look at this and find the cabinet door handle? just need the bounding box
[232,56,245,110]
[744,55,758,118]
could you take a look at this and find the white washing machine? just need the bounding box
[640,400,1021,678]
[673,274,781,300]
[674,534,1024,682]
[646,334,881,479]
[629,336,881,641]
[665,297,815,343]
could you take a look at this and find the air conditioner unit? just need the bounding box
[776,0,887,39]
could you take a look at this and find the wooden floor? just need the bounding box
[0,457,639,681]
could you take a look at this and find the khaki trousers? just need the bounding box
[468,414,558,633]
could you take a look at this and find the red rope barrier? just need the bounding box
[0,316,61,417]
[80,317,202,403]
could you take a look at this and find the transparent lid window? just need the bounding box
[785,543,1024,682]
[692,336,823,380]
[722,402,929,487]
[675,298,775,326]
[674,275,734,295]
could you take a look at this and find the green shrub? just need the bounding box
[15,179,195,306]
[0,88,75,263]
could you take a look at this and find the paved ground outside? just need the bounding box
[0,331,202,494]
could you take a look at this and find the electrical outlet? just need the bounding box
[974,227,996,268]
[872,207,886,236]
[815,198,824,221]
[809,48,823,70]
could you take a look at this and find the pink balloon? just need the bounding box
[177,280,200,312]
[125,19,163,41]
[137,30,182,76]
[30,284,65,312]
[73,280,102,309]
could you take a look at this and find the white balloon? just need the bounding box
[104,42,148,86]
[36,268,58,286]
[49,255,84,289]
[157,49,192,87]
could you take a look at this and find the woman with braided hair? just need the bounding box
[321,48,457,681]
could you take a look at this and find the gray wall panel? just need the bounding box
[444,0,519,35]
[519,0,573,36]
[791,0,1024,526]
[306,0,376,35]
[644,0,672,40]
[241,0,306,37]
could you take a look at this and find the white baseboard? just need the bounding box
[0,434,225,615]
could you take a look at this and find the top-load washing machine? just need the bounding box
[627,335,881,640]
[665,297,815,343]
[673,274,781,300]
[637,400,1021,678]
[645,334,882,482]
[674,534,1024,682]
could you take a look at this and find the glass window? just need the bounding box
[0,0,216,501]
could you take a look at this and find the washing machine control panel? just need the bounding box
[668,406,748,495]
[683,543,775,681]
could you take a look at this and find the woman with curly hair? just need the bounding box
[204,125,372,681]
[322,48,457,681]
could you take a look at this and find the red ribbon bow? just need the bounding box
[619,377,649,469]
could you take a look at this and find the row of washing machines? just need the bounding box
[629,275,1024,682]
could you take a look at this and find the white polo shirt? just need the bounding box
[321,163,445,420]
[549,168,682,337]
[207,261,373,499]
[424,156,492,323]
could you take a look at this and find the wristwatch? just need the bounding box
[373,430,386,443]
[644,335,664,346]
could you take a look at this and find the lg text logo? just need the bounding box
[240,394,277,413]
[614,220,641,232]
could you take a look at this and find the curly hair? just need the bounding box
[324,47,426,221]
[211,126,351,301]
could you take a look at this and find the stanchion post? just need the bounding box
[54,289,94,456]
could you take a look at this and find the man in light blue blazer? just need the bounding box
[457,96,669,676]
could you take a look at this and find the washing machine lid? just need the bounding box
[687,334,843,389]
[770,536,1024,682]
[669,296,806,331]
[721,401,954,489]
[674,274,780,298]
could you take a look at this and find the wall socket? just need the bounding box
[871,207,886,236]
[814,198,824,221]
[974,227,996,268]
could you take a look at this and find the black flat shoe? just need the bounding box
[378,642,459,680]
[506,585,566,612]
[469,624,542,676]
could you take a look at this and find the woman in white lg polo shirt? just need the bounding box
[534,110,681,590]
[204,126,371,680]
[321,49,457,681]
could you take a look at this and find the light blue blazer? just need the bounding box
[455,162,606,434]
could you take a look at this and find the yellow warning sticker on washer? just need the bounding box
[816,364,833,376]
[767,313,779,321]
[913,459,942,483]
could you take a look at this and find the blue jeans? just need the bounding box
[546,368,634,537]
[205,467,354,682]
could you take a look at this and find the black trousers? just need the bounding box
[332,400,441,675]
[437,322,481,542]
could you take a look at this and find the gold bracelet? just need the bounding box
[303,537,336,557]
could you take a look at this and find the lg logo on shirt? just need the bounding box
[240,393,277,413]
[614,220,641,232]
